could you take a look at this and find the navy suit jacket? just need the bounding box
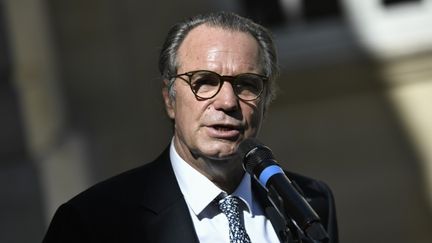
[42,147,338,243]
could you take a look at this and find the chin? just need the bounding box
[200,145,239,160]
[207,152,238,161]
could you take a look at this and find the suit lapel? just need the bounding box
[137,148,199,243]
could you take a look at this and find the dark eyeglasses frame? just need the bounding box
[172,70,268,101]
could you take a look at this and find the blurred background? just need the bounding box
[1,0,432,242]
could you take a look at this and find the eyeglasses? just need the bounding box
[172,70,268,101]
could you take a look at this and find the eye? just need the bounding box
[190,72,220,94]
[234,74,263,94]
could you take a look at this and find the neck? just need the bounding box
[180,154,244,193]
[200,157,244,193]
[172,137,245,193]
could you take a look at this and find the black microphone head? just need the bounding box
[238,138,275,174]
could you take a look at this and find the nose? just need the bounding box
[212,81,239,111]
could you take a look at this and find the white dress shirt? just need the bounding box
[170,141,280,242]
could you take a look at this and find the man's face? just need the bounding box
[163,25,265,162]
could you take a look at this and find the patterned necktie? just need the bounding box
[218,195,252,243]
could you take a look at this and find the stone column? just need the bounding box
[4,0,91,222]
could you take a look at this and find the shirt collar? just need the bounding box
[232,172,253,215]
[169,139,255,217]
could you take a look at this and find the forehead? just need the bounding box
[177,25,261,71]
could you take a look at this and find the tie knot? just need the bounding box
[218,195,241,215]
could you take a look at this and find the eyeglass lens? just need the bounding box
[189,71,264,100]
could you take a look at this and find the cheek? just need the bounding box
[244,104,264,134]
[174,100,192,127]
[173,93,207,131]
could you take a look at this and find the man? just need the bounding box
[43,12,338,243]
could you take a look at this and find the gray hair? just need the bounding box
[158,12,279,110]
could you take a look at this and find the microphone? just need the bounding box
[239,138,328,241]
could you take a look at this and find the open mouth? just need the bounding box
[213,125,237,131]
[207,124,242,139]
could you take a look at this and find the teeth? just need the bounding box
[215,126,232,131]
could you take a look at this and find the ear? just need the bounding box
[162,79,175,119]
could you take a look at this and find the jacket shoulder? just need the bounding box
[67,147,174,210]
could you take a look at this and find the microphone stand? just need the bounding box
[239,138,329,242]
[266,184,329,243]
